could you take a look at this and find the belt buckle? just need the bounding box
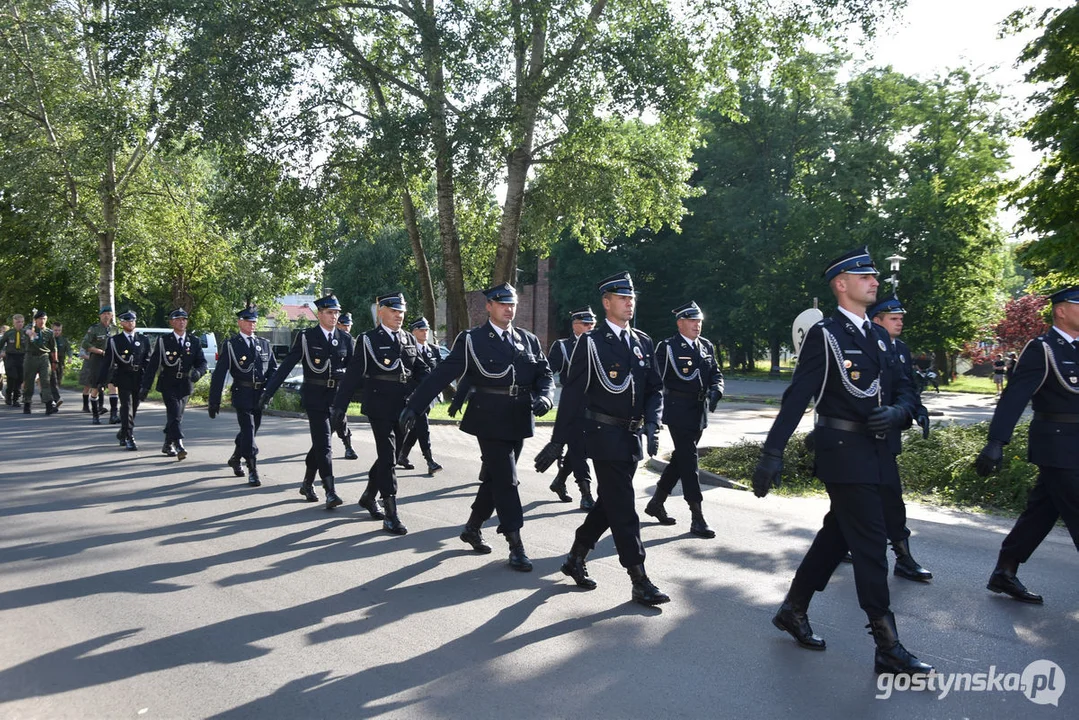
[326,378,336,389]
[176,371,185,379]
[508,384,518,397]
[253,381,263,390]
[399,374,408,384]
[629,417,643,432]
[697,390,707,402]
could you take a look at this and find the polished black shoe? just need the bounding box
[227,454,246,477]
[840,551,853,564]
[772,601,826,650]
[892,539,932,582]
[868,612,934,675]
[92,414,102,425]
[118,433,127,447]
[381,497,408,535]
[505,531,533,572]
[628,564,670,606]
[426,460,443,475]
[125,438,138,451]
[299,482,319,502]
[358,492,385,520]
[22,403,31,414]
[175,440,188,461]
[109,412,120,425]
[396,456,415,470]
[247,459,261,487]
[561,543,597,590]
[644,498,676,525]
[578,483,596,511]
[162,441,177,457]
[987,569,1043,604]
[323,478,343,509]
[460,526,492,554]
[688,502,716,539]
[343,440,358,460]
[549,475,573,503]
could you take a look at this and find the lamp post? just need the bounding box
[885,254,905,293]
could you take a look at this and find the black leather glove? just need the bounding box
[208,404,219,420]
[138,389,149,402]
[447,393,464,418]
[399,407,418,437]
[752,448,784,498]
[867,405,907,434]
[916,408,931,440]
[330,407,346,434]
[190,370,202,384]
[707,388,722,413]
[643,421,660,457]
[534,442,564,473]
[257,393,271,412]
[975,439,1004,477]
[803,430,816,454]
[531,396,551,417]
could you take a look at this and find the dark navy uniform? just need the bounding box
[397,317,444,474]
[332,312,359,460]
[98,311,148,449]
[334,294,431,534]
[140,309,208,460]
[545,306,597,508]
[542,272,669,606]
[753,246,931,675]
[209,307,278,485]
[977,286,1079,604]
[404,283,553,569]
[646,301,724,536]
[261,295,353,508]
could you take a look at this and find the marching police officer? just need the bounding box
[536,271,670,606]
[80,306,119,424]
[397,317,445,475]
[751,246,931,675]
[260,294,354,508]
[0,314,28,406]
[99,311,149,449]
[333,312,360,461]
[49,321,72,407]
[545,307,597,510]
[21,310,59,415]
[209,307,279,486]
[645,301,723,537]
[976,286,1079,604]
[867,295,933,582]
[402,282,554,570]
[140,309,208,461]
[332,292,431,535]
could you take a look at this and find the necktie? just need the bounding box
[247,336,254,349]
[393,331,400,346]
[127,334,133,343]
[620,329,629,348]
[327,332,333,344]
[862,321,871,337]
[503,331,513,347]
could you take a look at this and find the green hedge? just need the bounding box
[700,421,1039,514]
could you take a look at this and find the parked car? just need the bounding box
[139,328,218,374]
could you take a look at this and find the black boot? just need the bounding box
[109,395,119,424]
[299,471,319,502]
[460,523,492,554]
[425,456,443,475]
[577,481,595,511]
[117,428,126,446]
[161,439,177,456]
[867,612,934,675]
[627,564,670,606]
[560,541,597,590]
[227,453,246,477]
[396,455,415,470]
[644,488,676,525]
[246,457,261,487]
[892,537,932,582]
[342,435,358,460]
[688,502,716,539]
[322,477,343,509]
[92,402,102,425]
[45,401,58,416]
[126,435,138,451]
[175,439,188,461]
[82,394,90,413]
[772,583,826,650]
[358,490,385,519]
[505,531,533,572]
[549,463,573,502]
[382,496,408,535]
[22,402,31,415]
[987,551,1043,603]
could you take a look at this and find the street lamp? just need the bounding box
[885,254,905,293]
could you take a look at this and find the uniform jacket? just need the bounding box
[334,326,431,420]
[80,323,115,356]
[0,327,28,356]
[263,326,354,414]
[656,333,724,430]
[209,334,278,411]
[552,323,663,462]
[141,332,209,398]
[55,336,72,364]
[763,311,917,484]
[548,335,587,384]
[23,326,56,358]
[98,332,150,388]
[988,329,1079,470]
[407,324,554,441]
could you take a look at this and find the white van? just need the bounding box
[139,328,218,373]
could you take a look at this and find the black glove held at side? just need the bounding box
[531,397,551,417]
[752,448,784,498]
[534,442,564,473]
[208,404,219,420]
[707,388,722,413]
[975,439,1004,477]
[643,422,660,457]
[867,405,907,433]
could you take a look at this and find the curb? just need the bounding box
[645,457,748,491]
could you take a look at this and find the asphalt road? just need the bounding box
[0,395,1073,720]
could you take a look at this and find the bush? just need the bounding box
[700,421,1039,513]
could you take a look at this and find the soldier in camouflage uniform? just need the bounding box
[80,306,117,425]
[21,310,59,415]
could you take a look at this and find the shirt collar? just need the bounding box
[606,318,630,337]
[679,333,697,347]
[381,324,398,337]
[489,320,512,338]
[1053,326,1077,344]
[173,333,185,343]
[837,306,871,334]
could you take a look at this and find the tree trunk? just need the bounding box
[98,156,118,312]
[935,346,951,385]
[770,335,781,374]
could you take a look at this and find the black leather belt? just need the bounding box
[815,415,873,435]
[307,376,342,388]
[472,385,523,397]
[585,408,644,432]
[1034,411,1079,424]
[665,387,706,402]
[370,374,408,384]
[233,380,264,390]
[175,371,187,379]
